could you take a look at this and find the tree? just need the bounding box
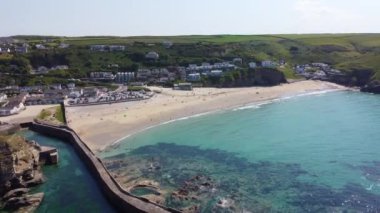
[232,71,241,81]
[224,72,235,84]
[130,63,139,71]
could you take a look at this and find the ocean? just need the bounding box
[99,90,380,212]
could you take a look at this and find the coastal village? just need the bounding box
[0,39,350,212]
[0,35,378,212]
[0,37,352,118]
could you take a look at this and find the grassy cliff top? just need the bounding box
[0,135,29,156]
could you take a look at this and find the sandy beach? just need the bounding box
[64,80,347,152]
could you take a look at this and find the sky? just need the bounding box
[0,0,379,36]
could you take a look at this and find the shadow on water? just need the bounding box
[104,143,380,212]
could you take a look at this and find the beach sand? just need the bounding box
[65,80,347,152]
[0,105,59,124]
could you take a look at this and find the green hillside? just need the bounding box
[4,34,380,86]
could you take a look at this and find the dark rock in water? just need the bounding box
[103,153,126,160]
[2,188,29,201]
[10,177,27,189]
[4,196,30,210]
[3,192,44,211]
[351,161,380,182]
[25,172,45,187]
[180,204,200,213]
[22,169,35,181]
[106,142,380,212]
[361,81,380,94]
[291,182,380,212]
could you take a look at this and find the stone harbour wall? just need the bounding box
[27,122,180,213]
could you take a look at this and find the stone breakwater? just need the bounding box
[27,122,179,213]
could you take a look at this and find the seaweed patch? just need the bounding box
[104,143,380,212]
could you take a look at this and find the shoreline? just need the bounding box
[65,80,349,152]
[110,87,346,148]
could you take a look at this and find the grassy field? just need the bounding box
[36,106,65,125]
[54,105,65,123]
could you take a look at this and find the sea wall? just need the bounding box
[27,122,179,213]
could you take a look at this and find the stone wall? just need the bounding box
[28,122,179,213]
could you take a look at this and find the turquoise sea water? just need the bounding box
[100,91,380,212]
[21,131,115,213]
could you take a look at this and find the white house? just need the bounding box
[109,45,126,52]
[35,44,46,50]
[249,62,257,69]
[174,83,192,91]
[0,93,26,117]
[145,51,159,60]
[163,41,173,48]
[233,58,243,65]
[51,65,69,70]
[187,73,201,82]
[90,72,115,81]
[15,46,28,53]
[136,69,152,80]
[115,72,135,83]
[36,66,50,74]
[90,45,107,51]
[311,63,329,69]
[209,70,223,77]
[59,43,70,49]
[262,60,278,68]
[0,47,11,53]
[67,83,76,90]
[50,84,62,90]
[0,93,7,102]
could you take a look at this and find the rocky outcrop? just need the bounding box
[321,69,380,94]
[0,135,49,211]
[0,123,20,135]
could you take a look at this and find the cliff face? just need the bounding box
[219,68,287,88]
[0,135,44,211]
[253,68,287,86]
[325,69,379,93]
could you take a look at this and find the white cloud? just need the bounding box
[293,0,363,33]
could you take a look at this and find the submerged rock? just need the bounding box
[104,142,380,212]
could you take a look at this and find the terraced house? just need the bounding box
[0,93,26,116]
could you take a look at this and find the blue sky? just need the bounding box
[0,0,379,36]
